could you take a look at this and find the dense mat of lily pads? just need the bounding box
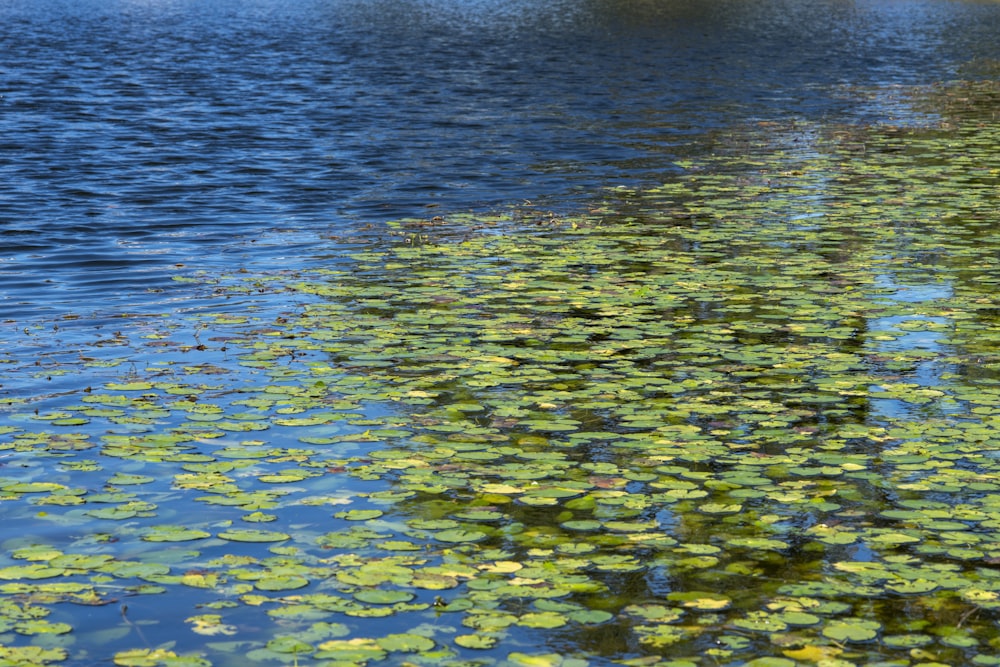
[2,78,1000,667]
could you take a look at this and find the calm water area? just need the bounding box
[3,1,1000,666]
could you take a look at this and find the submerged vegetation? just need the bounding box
[2,78,1000,666]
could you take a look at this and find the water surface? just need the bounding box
[2,0,998,319]
[3,1,1000,666]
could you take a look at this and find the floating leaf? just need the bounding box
[454,634,498,649]
[187,614,238,637]
[266,636,313,654]
[217,529,290,543]
[14,619,72,635]
[256,574,310,591]
[335,509,384,521]
[0,646,68,665]
[113,649,179,666]
[375,633,435,652]
[353,590,414,604]
[142,526,211,542]
[822,618,881,642]
[667,591,731,611]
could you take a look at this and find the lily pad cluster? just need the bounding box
[1,76,1000,665]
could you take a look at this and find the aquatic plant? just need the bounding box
[2,75,1000,666]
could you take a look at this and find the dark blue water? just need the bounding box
[1,0,998,319]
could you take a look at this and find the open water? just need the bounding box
[2,0,998,322]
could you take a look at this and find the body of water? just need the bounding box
[2,0,997,320]
[3,2,1000,666]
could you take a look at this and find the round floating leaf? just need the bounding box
[728,537,788,551]
[560,520,602,531]
[5,483,66,494]
[0,564,65,580]
[667,591,731,611]
[782,646,843,662]
[732,612,788,633]
[262,638,312,656]
[113,648,179,666]
[0,647,67,665]
[518,612,568,629]
[353,590,415,604]
[454,509,505,522]
[622,604,683,622]
[256,574,310,591]
[941,631,979,648]
[883,634,933,648]
[455,634,498,649]
[822,618,881,642]
[375,633,435,652]
[142,526,211,542]
[14,620,72,635]
[108,473,155,486]
[187,614,238,637]
[699,503,742,514]
[777,611,820,626]
[105,382,154,391]
[335,509,384,521]
[314,638,386,662]
[217,529,290,543]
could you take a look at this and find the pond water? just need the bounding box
[2,0,998,319]
[3,1,1000,666]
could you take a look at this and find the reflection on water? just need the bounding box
[2,2,1000,664]
[1,0,998,317]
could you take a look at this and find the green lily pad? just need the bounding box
[454,634,498,649]
[14,619,73,635]
[113,648,190,666]
[335,509,384,521]
[375,633,435,652]
[353,590,415,604]
[821,618,881,642]
[0,646,67,665]
[732,612,788,633]
[217,529,290,543]
[314,638,387,662]
[256,574,310,591]
[142,526,211,542]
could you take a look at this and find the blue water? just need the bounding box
[1,2,999,664]
[2,0,998,321]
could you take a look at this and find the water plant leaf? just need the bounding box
[142,526,211,542]
[335,509,384,521]
[217,529,290,543]
[14,619,73,635]
[0,646,68,665]
[187,614,238,637]
[7,74,1000,667]
[255,574,310,591]
[374,633,435,652]
[112,648,189,666]
[454,633,498,649]
[313,638,386,662]
[821,618,881,642]
[353,590,414,604]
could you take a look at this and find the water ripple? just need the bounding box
[1,0,998,318]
